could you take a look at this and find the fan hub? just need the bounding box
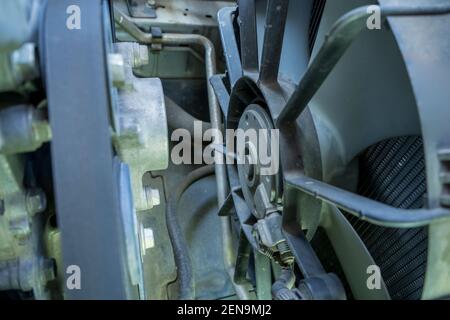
[236,104,280,219]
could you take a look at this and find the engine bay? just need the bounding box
[1,0,450,301]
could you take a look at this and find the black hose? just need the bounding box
[166,165,215,300]
[272,268,299,300]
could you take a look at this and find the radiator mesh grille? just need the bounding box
[308,0,327,55]
[348,136,428,300]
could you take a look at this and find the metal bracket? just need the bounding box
[113,42,169,212]
[438,149,450,207]
[126,0,157,19]
[150,27,163,51]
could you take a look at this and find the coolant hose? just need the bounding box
[166,165,215,300]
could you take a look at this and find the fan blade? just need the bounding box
[238,0,259,74]
[259,0,289,84]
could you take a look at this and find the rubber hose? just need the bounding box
[166,165,215,300]
[272,268,299,300]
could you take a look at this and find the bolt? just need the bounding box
[26,189,47,216]
[11,43,39,83]
[31,109,52,145]
[108,53,126,88]
[145,187,160,209]
[277,241,294,266]
[31,121,52,145]
[142,227,155,251]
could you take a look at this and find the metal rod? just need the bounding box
[113,7,251,300]
[283,230,326,278]
[382,4,450,16]
[210,74,231,115]
[254,252,272,300]
[233,231,252,285]
[258,0,290,84]
[277,4,450,127]
[286,175,450,228]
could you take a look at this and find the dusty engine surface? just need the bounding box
[1,0,450,301]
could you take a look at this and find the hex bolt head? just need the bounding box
[108,53,126,88]
[11,43,39,83]
[145,187,161,209]
[26,189,47,216]
[31,117,52,145]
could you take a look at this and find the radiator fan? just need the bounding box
[211,0,450,300]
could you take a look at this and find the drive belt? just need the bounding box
[42,0,130,299]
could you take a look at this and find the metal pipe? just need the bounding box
[276,4,450,127]
[113,8,251,300]
[382,4,450,16]
[286,175,450,228]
